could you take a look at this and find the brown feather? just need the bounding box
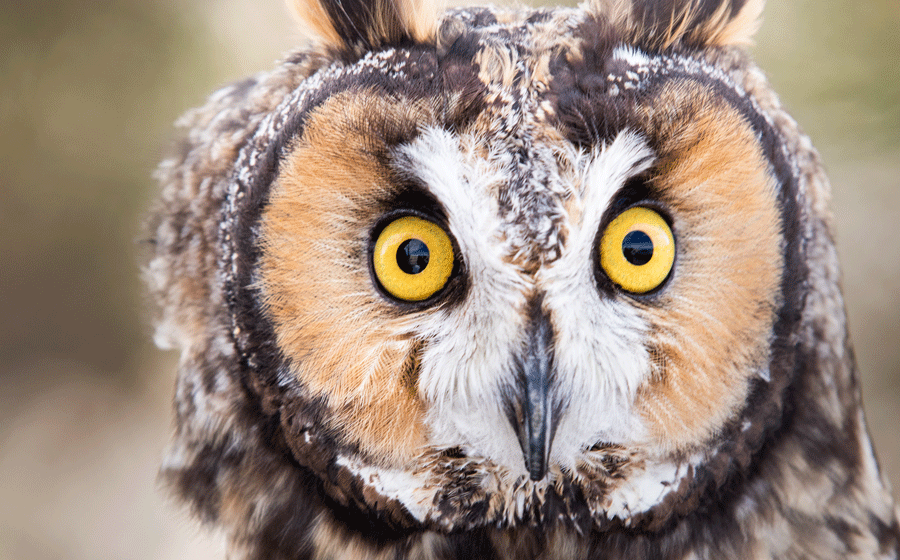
[287,0,442,49]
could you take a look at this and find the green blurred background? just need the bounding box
[0,0,897,558]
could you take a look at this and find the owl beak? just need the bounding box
[514,296,556,481]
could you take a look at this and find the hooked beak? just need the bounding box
[511,297,557,481]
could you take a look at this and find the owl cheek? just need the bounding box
[257,205,432,466]
[625,83,786,452]
[633,346,752,451]
[633,276,781,450]
[630,254,783,450]
[273,318,431,465]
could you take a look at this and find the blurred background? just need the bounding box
[0,0,897,558]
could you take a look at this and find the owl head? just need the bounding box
[147,0,894,555]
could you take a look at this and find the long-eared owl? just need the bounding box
[145,0,900,558]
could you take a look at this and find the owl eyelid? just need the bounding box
[604,174,655,213]
[374,183,450,229]
[605,197,670,221]
[370,208,450,238]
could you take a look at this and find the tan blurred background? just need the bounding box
[0,0,897,558]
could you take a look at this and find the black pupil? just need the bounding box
[622,230,654,265]
[397,239,430,274]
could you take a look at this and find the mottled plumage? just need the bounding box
[145,0,900,558]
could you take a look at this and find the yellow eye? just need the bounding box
[599,207,675,294]
[372,216,455,302]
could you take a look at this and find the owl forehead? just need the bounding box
[226,3,767,232]
[329,9,763,226]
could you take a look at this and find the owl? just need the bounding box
[145,0,900,558]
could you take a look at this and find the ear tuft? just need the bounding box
[706,0,763,47]
[593,0,764,50]
[288,0,441,50]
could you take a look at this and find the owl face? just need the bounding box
[199,0,797,531]
[155,0,813,535]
